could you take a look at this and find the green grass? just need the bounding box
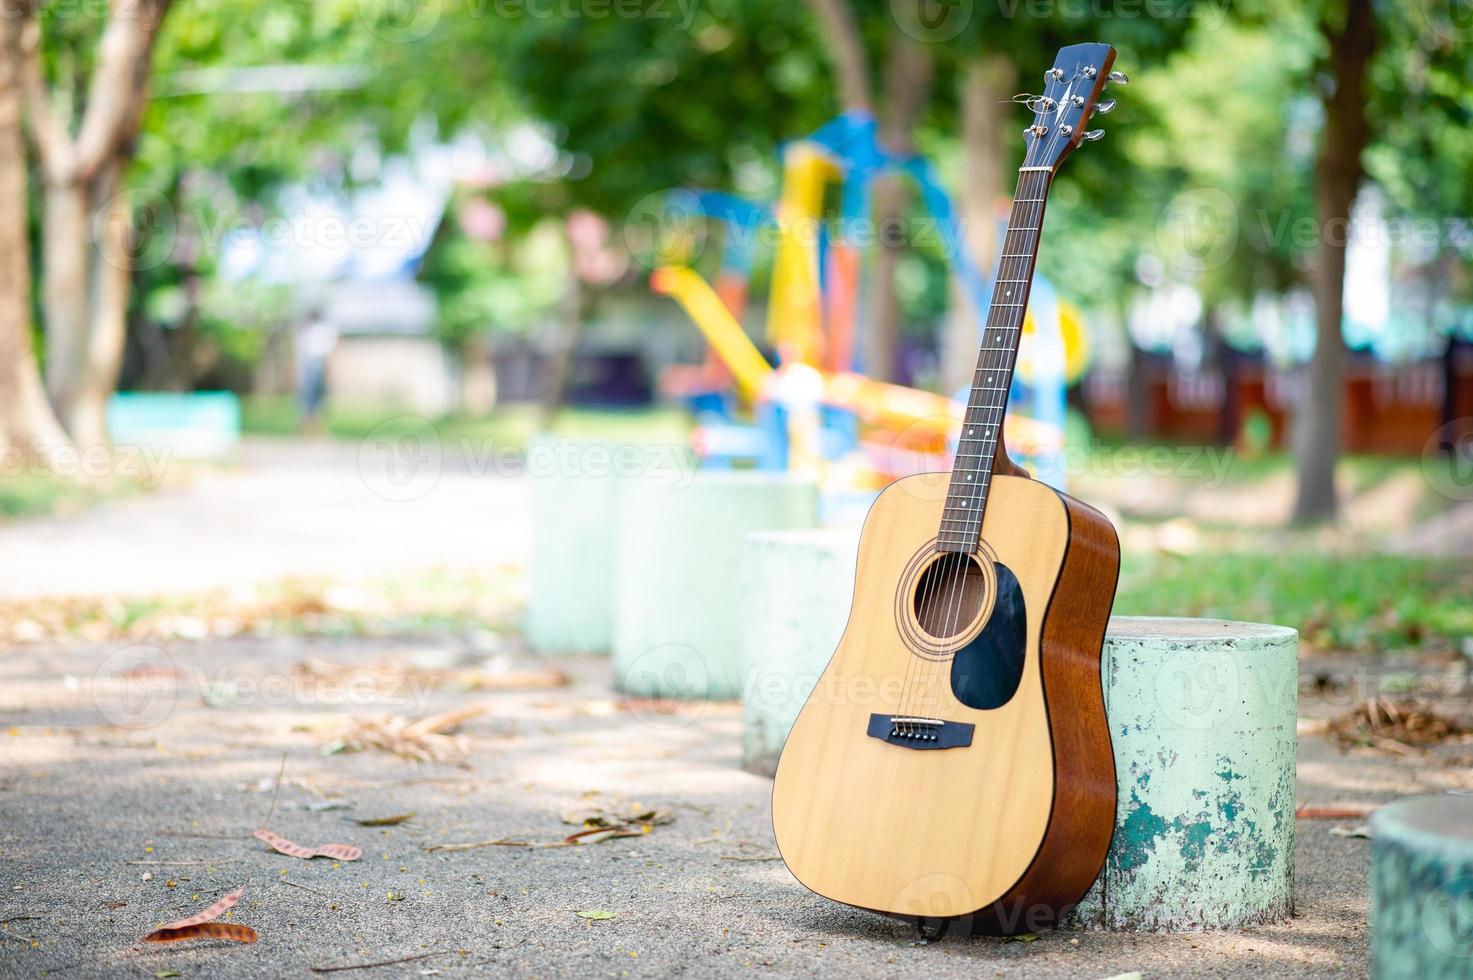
[0,473,132,521]
[241,396,691,449]
[1116,551,1473,653]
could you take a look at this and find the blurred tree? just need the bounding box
[21,0,172,449]
[1292,0,1375,523]
[0,3,70,461]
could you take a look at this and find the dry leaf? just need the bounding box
[142,887,258,945]
[576,910,615,920]
[461,666,567,692]
[1329,823,1373,840]
[354,813,415,827]
[1295,804,1378,820]
[1328,696,1469,752]
[321,707,488,762]
[254,828,362,861]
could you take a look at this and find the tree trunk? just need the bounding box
[0,11,71,460]
[1292,0,1376,523]
[69,159,131,449]
[40,179,92,419]
[540,271,585,425]
[941,54,1014,394]
[802,0,871,112]
[21,0,171,448]
[864,38,932,383]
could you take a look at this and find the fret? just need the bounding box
[941,166,1054,548]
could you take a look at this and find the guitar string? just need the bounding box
[923,77,1077,728]
[897,62,1083,733]
[923,173,1044,729]
[898,135,1049,731]
[901,171,1042,731]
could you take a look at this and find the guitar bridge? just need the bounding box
[866,714,974,750]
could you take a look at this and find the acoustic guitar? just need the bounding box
[771,43,1124,935]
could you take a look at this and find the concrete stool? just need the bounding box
[739,527,861,775]
[1371,794,1473,977]
[524,436,691,655]
[1074,616,1299,931]
[613,472,818,700]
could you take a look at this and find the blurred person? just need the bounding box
[295,308,339,434]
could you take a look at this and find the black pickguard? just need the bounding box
[949,561,1027,710]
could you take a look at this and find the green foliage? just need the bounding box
[419,211,568,345]
[1117,551,1473,653]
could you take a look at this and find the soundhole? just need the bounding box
[912,553,988,640]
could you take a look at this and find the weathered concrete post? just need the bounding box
[1371,794,1473,978]
[1074,617,1299,931]
[613,472,819,700]
[525,437,692,655]
[739,527,861,775]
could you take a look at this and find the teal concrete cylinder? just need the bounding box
[613,473,819,700]
[524,436,692,655]
[739,527,861,775]
[1371,794,1473,978]
[1074,617,1299,931]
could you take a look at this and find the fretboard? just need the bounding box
[937,168,1053,553]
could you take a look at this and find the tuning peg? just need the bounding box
[1094,99,1117,115]
[1108,70,1129,85]
[1083,129,1106,142]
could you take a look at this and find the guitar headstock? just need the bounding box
[1022,43,1122,173]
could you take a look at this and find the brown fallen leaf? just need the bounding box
[560,797,674,830]
[1295,804,1378,820]
[1327,696,1470,753]
[142,887,257,945]
[254,828,362,862]
[562,826,648,845]
[460,666,568,691]
[353,813,415,827]
[321,706,488,762]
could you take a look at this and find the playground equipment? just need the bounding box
[654,111,1089,489]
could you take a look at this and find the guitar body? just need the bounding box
[771,472,1120,931]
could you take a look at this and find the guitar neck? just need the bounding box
[937,167,1054,554]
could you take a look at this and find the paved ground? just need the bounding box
[1,440,1469,977]
[0,438,529,601]
[5,633,1473,978]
